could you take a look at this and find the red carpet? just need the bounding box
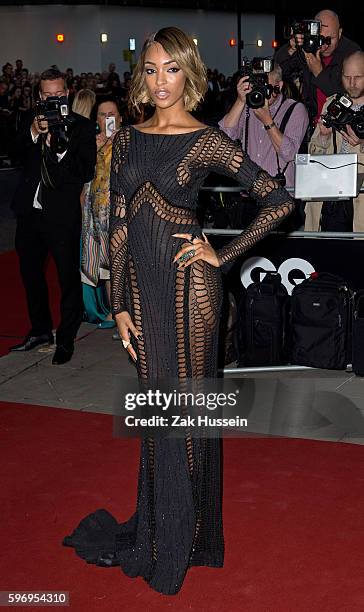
[0,251,60,355]
[1,401,364,611]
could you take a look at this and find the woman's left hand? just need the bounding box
[172,232,220,269]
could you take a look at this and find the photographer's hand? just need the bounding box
[303,49,322,77]
[254,99,283,154]
[253,98,272,125]
[237,75,252,104]
[289,32,303,55]
[221,76,251,129]
[317,118,332,137]
[341,124,363,147]
[31,115,48,139]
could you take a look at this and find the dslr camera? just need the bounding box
[321,94,364,139]
[35,95,74,153]
[292,20,331,54]
[239,57,274,109]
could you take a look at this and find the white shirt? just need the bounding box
[31,128,67,209]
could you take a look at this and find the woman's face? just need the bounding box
[97,101,121,135]
[143,42,186,110]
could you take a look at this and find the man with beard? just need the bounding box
[305,51,364,232]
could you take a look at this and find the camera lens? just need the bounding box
[246,90,265,109]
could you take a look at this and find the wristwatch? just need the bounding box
[264,121,275,130]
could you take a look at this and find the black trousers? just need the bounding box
[15,209,83,346]
[320,200,354,232]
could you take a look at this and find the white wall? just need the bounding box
[0,5,275,76]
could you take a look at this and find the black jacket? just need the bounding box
[11,112,96,226]
[275,36,361,121]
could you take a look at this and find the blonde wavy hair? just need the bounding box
[72,88,96,119]
[129,27,208,113]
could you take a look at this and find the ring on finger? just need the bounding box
[122,339,131,349]
[179,249,195,262]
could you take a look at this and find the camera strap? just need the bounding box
[244,106,250,153]
[275,100,299,177]
[333,128,338,154]
[40,137,56,190]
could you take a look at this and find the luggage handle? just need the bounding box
[308,271,350,292]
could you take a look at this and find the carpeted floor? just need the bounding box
[0,251,60,355]
[1,400,364,611]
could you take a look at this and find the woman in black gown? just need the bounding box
[63,27,294,595]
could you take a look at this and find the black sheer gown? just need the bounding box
[63,125,294,595]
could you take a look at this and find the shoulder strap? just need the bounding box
[275,101,299,177]
[279,100,298,134]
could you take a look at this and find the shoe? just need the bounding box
[52,343,74,365]
[97,319,116,329]
[10,332,54,352]
[96,552,120,567]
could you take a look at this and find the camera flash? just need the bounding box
[257,39,263,47]
[100,33,108,43]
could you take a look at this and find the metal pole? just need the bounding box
[222,365,317,374]
[202,228,364,239]
[237,5,241,70]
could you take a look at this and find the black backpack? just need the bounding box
[290,273,353,370]
[236,272,290,366]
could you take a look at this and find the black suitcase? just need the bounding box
[291,272,353,370]
[236,272,289,366]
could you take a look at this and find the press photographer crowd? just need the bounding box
[1,9,364,373]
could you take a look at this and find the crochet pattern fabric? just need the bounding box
[63,125,294,595]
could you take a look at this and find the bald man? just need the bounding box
[305,51,364,232]
[275,9,360,131]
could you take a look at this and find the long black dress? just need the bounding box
[63,125,294,595]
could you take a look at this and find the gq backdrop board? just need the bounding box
[210,234,364,297]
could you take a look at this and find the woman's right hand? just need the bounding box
[114,311,142,362]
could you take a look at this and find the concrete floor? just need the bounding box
[1,323,364,445]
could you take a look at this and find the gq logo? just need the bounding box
[240,256,315,295]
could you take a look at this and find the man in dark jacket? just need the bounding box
[10,68,96,364]
[275,9,360,128]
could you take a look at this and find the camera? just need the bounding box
[35,95,73,153]
[274,172,286,187]
[292,20,331,54]
[239,57,274,109]
[321,94,364,139]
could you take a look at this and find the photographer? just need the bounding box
[275,10,360,129]
[220,63,308,188]
[10,68,96,364]
[305,51,364,232]
[218,62,308,227]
